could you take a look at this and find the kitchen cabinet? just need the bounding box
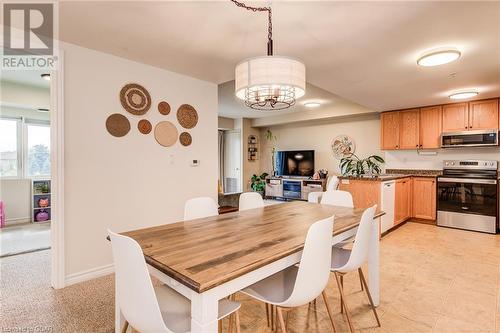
[338,180,381,210]
[442,103,468,132]
[419,106,442,149]
[399,109,420,149]
[381,112,400,150]
[469,99,499,130]
[394,178,411,225]
[412,177,436,220]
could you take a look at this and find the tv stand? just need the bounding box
[265,177,327,201]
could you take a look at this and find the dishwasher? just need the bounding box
[380,180,395,233]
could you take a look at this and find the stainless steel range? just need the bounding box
[437,160,498,234]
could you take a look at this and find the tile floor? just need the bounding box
[0,222,50,257]
[0,222,499,333]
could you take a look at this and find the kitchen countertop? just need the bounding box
[339,169,442,181]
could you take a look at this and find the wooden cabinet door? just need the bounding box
[394,178,411,225]
[412,177,436,220]
[442,103,468,132]
[469,99,499,130]
[399,109,420,149]
[420,106,442,149]
[381,112,400,150]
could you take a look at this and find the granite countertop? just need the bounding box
[339,169,442,181]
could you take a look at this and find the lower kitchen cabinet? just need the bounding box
[412,177,437,220]
[395,178,411,225]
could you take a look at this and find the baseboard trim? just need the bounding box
[5,217,31,226]
[65,263,114,286]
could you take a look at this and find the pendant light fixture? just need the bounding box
[232,0,306,110]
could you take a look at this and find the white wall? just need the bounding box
[62,43,217,278]
[0,179,31,223]
[259,115,382,175]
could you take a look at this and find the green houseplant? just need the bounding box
[250,172,269,196]
[340,153,385,177]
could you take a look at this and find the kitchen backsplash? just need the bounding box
[384,147,500,170]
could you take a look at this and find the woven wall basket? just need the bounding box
[177,104,198,129]
[179,132,192,146]
[154,121,178,147]
[120,83,151,115]
[106,114,130,137]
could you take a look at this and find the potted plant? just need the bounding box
[250,172,269,197]
[340,153,385,177]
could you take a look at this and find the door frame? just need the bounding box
[50,51,65,289]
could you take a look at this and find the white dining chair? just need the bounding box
[330,205,380,333]
[108,230,241,333]
[240,216,337,333]
[238,192,264,211]
[326,175,340,192]
[184,197,218,220]
[320,190,354,207]
[307,176,340,203]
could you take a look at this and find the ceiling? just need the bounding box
[0,70,50,88]
[59,1,500,112]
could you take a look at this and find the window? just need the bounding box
[0,118,21,177]
[0,117,50,178]
[26,123,51,177]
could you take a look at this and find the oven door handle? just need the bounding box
[438,177,498,185]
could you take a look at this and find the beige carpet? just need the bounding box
[1,223,499,333]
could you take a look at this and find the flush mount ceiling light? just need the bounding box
[41,73,50,81]
[232,0,305,110]
[417,47,461,67]
[304,102,321,108]
[449,90,479,100]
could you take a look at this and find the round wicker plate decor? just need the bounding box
[106,114,130,137]
[179,132,192,146]
[177,104,198,129]
[119,83,151,115]
[154,121,178,147]
[158,101,171,115]
[138,119,152,134]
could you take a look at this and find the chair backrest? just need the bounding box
[320,190,354,208]
[184,197,218,220]
[336,205,377,273]
[326,175,340,192]
[307,191,323,203]
[280,216,334,307]
[108,230,170,333]
[239,192,264,211]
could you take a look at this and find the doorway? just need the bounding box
[218,129,242,194]
[0,71,52,257]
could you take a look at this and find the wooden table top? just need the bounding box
[123,201,384,293]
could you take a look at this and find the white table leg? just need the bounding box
[190,292,219,333]
[115,281,125,333]
[368,216,380,306]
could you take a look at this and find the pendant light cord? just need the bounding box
[230,0,273,55]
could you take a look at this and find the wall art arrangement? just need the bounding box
[331,134,356,159]
[105,83,198,147]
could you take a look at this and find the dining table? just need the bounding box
[115,200,384,333]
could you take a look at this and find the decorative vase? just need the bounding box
[35,210,49,222]
[38,198,49,208]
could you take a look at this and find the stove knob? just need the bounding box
[451,162,455,166]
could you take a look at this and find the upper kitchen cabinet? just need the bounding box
[442,103,468,132]
[399,109,420,149]
[468,99,499,130]
[381,111,400,150]
[419,106,442,149]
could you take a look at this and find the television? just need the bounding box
[275,150,315,177]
